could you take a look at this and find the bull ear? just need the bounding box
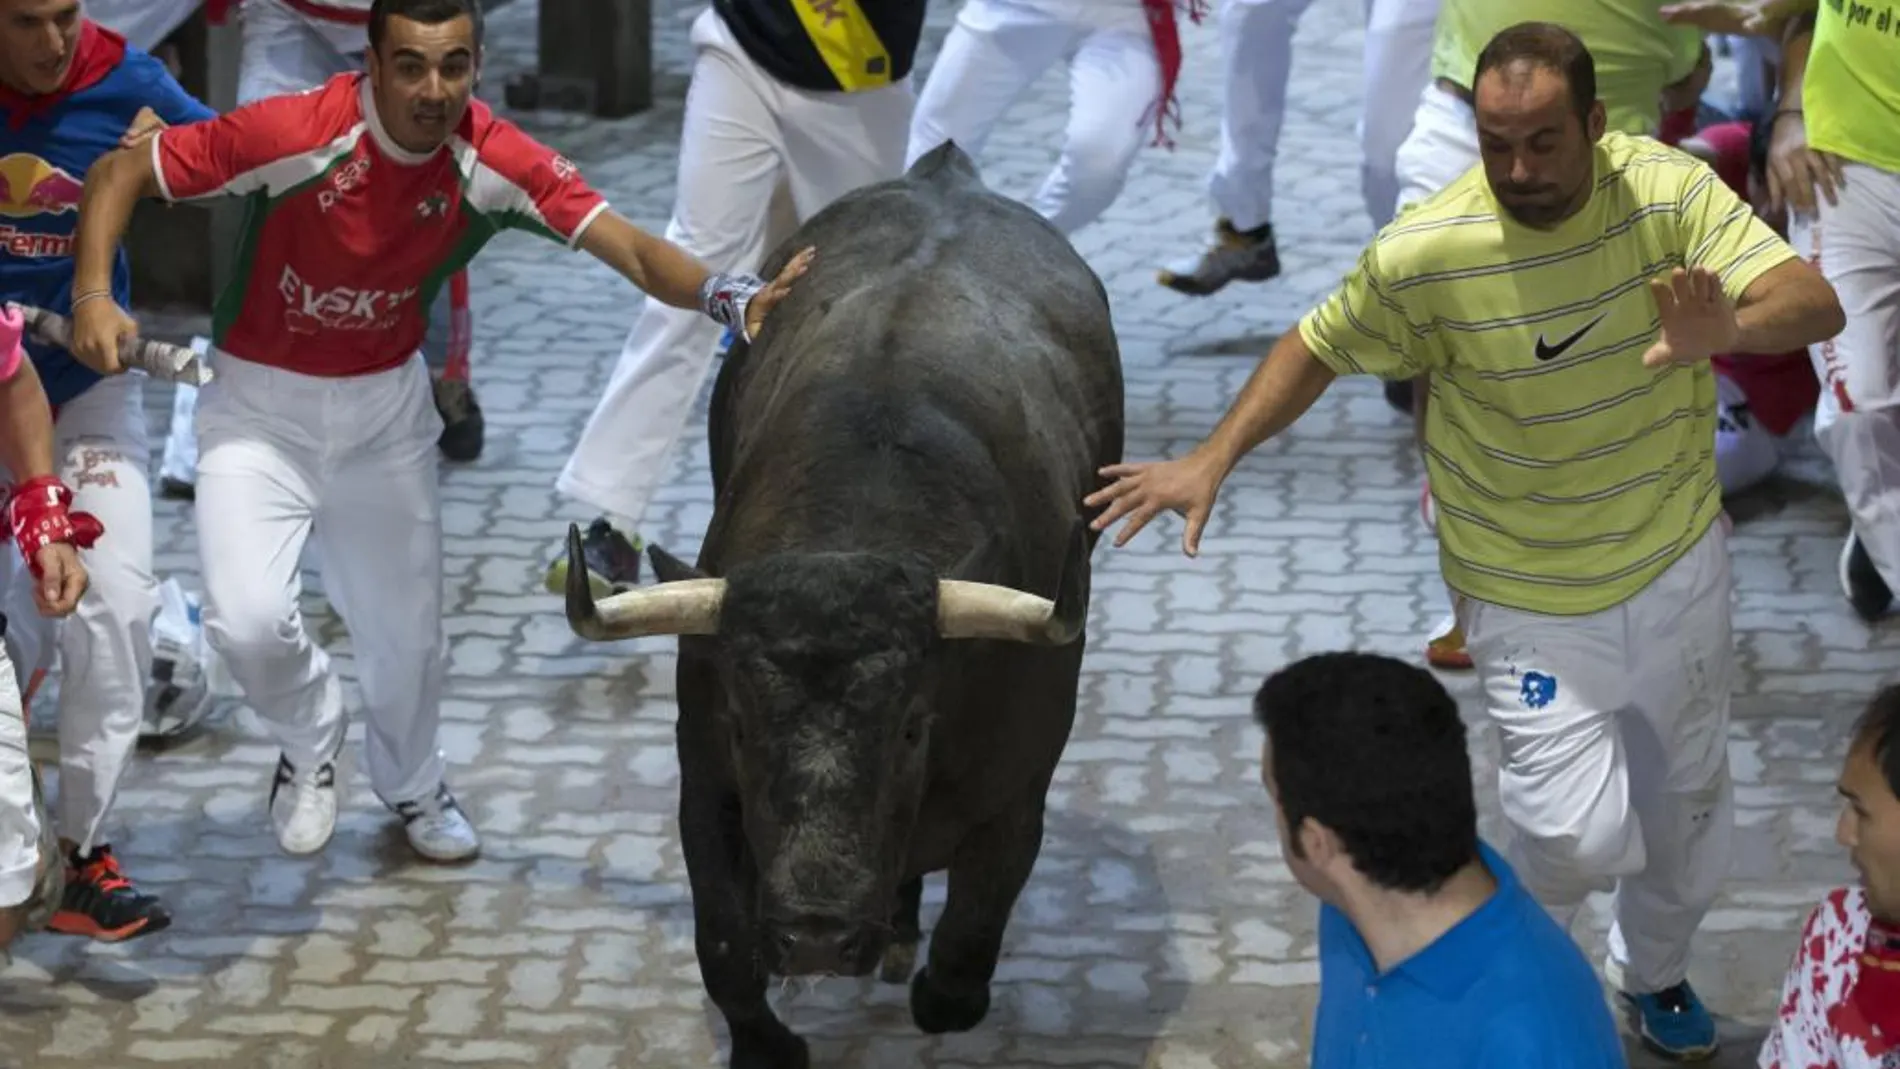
[648,544,710,583]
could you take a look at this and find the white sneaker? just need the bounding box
[269,753,339,856]
[393,785,480,862]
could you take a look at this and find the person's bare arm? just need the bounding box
[575,210,719,314]
[1086,328,1337,552]
[0,356,55,483]
[67,145,165,375]
[1733,257,1845,353]
[1198,329,1339,475]
[1766,12,1843,215]
[74,145,162,309]
[576,211,815,341]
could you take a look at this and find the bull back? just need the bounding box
[704,141,1124,589]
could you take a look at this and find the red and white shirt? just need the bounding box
[1761,887,1900,1069]
[151,72,608,377]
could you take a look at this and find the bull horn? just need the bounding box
[563,523,725,640]
[937,521,1089,646]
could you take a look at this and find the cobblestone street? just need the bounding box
[0,2,1891,1067]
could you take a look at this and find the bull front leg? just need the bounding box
[909,803,1043,1034]
[680,784,808,1069]
[879,875,925,983]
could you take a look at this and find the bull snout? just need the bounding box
[761,910,886,977]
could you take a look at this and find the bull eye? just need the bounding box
[903,722,921,747]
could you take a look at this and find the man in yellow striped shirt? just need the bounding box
[1088,22,1843,1062]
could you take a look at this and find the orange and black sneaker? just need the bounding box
[46,845,172,943]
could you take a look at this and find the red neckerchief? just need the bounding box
[0,20,128,131]
[207,0,240,24]
[1857,915,1900,1044]
[1140,0,1208,149]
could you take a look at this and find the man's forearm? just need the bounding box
[1734,264,1846,353]
[579,211,716,312]
[1777,18,1813,108]
[1200,328,1338,474]
[0,360,57,482]
[74,148,158,297]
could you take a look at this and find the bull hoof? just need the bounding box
[730,1025,809,1069]
[909,967,991,1034]
[879,940,918,984]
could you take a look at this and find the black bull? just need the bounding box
[564,142,1125,1069]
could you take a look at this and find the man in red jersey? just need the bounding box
[63,0,809,863]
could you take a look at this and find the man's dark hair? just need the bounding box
[1472,22,1597,126]
[369,0,484,53]
[1853,684,1900,799]
[1254,652,1479,894]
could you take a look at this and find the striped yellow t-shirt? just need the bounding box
[1298,131,1797,616]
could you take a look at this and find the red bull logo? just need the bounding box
[0,153,84,258]
[0,153,85,217]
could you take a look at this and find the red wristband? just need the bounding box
[3,475,104,578]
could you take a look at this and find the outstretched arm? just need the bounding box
[576,211,814,341]
[1085,327,1336,554]
[1087,240,1427,556]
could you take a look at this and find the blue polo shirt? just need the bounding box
[1311,841,1627,1069]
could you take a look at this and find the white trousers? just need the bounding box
[556,7,913,526]
[1788,162,1900,591]
[195,352,447,806]
[1458,522,1735,994]
[1393,81,1479,213]
[0,635,38,908]
[1211,0,1438,232]
[0,374,156,854]
[904,0,1159,236]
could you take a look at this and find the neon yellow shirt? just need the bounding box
[1431,1,1705,135]
[1299,133,1797,615]
[1802,1,1900,174]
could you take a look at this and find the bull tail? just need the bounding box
[906,141,984,190]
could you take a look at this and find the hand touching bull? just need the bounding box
[1086,449,1229,557]
[1088,325,1339,556]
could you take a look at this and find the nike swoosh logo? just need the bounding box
[1534,313,1607,362]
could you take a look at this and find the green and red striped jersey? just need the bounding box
[151,72,607,376]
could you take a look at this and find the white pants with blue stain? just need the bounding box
[0,374,157,856]
[1456,521,1736,995]
[1212,0,1440,232]
[904,0,1160,236]
[557,7,913,528]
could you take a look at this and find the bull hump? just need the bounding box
[905,141,984,191]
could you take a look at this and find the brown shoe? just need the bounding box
[1157,219,1281,296]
